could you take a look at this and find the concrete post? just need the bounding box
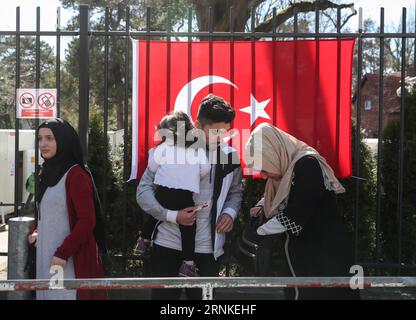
[7,216,34,300]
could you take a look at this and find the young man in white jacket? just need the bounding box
[137,94,243,300]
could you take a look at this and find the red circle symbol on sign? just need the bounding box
[19,92,35,109]
[37,93,56,110]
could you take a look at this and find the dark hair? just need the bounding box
[197,94,235,125]
[156,111,195,147]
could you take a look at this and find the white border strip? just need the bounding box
[128,38,139,181]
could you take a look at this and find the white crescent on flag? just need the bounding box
[173,75,238,114]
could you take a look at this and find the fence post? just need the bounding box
[7,217,34,300]
[78,4,90,158]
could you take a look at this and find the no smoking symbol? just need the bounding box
[38,93,55,110]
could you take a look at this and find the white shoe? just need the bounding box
[257,217,287,235]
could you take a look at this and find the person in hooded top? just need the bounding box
[28,118,107,300]
[245,123,360,300]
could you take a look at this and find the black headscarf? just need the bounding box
[37,118,107,260]
[38,118,85,202]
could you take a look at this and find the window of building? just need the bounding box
[364,100,372,111]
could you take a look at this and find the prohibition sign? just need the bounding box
[19,92,35,109]
[38,92,56,110]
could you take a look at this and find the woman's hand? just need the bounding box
[250,206,263,217]
[51,256,67,269]
[28,232,38,247]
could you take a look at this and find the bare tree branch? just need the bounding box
[340,10,356,29]
[321,8,357,30]
[321,11,337,28]
[255,0,355,32]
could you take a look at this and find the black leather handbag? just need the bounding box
[236,207,273,276]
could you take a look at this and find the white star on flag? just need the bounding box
[240,94,271,125]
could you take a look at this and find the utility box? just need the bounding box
[0,129,120,216]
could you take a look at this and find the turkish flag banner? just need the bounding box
[130,39,355,181]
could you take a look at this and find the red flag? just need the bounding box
[130,39,355,180]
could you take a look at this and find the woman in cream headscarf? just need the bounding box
[245,123,359,300]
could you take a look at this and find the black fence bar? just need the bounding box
[187,7,192,110]
[292,7,299,131]
[122,7,130,260]
[227,7,235,277]
[102,7,109,221]
[91,30,416,38]
[414,5,416,75]
[335,8,341,178]
[56,7,61,118]
[354,8,363,263]
[13,7,20,218]
[375,7,385,269]
[0,31,78,36]
[294,6,298,38]
[35,7,40,211]
[2,30,416,38]
[208,7,213,94]
[144,7,150,164]
[251,5,256,125]
[272,7,277,127]
[397,7,407,275]
[229,5,235,113]
[313,5,319,147]
[247,6,256,210]
[78,4,90,158]
[166,6,171,115]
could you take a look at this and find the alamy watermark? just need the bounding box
[49,265,64,290]
[151,122,263,176]
[349,265,365,290]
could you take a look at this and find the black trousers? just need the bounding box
[150,244,220,300]
[142,186,196,261]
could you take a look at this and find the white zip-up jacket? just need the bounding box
[136,144,243,260]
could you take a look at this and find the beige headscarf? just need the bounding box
[244,123,345,218]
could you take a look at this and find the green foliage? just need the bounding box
[87,112,144,275]
[60,0,191,130]
[105,125,141,255]
[88,111,120,207]
[337,121,377,265]
[0,36,55,129]
[381,88,416,267]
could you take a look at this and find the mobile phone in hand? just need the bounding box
[195,200,210,212]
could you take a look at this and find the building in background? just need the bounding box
[353,66,414,138]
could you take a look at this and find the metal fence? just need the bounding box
[1,276,416,300]
[1,4,416,277]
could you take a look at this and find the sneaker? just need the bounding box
[178,261,200,277]
[133,237,151,255]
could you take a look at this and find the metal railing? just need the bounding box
[1,277,416,300]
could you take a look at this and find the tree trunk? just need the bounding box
[193,0,253,32]
[192,0,355,34]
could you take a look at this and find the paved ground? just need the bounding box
[0,227,8,300]
[0,226,8,281]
